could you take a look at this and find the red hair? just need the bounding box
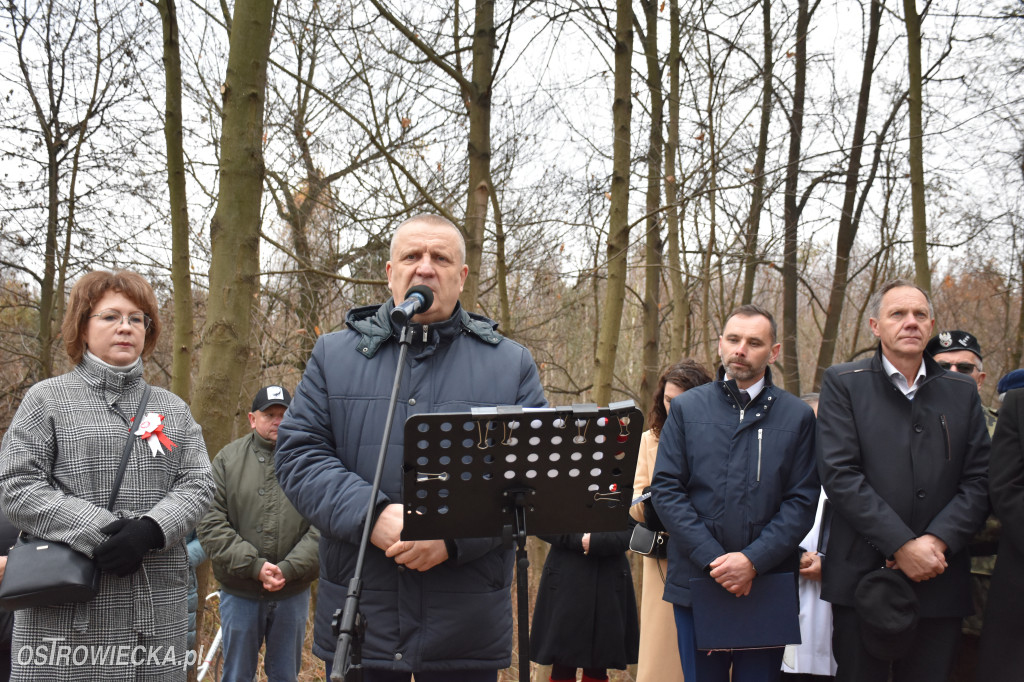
[62,270,161,364]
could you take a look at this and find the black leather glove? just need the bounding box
[94,517,164,577]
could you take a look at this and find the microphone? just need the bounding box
[390,285,435,326]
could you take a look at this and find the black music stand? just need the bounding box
[402,401,643,682]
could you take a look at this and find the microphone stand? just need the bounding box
[330,323,413,682]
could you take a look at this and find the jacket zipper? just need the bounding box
[422,324,429,343]
[757,428,763,482]
[940,414,951,461]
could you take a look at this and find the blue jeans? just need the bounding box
[674,604,783,682]
[219,589,310,682]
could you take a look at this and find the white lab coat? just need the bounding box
[782,491,838,676]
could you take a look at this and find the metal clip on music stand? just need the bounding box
[402,401,643,682]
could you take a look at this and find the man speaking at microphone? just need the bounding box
[276,213,547,682]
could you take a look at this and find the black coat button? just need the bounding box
[917,489,927,499]
[914,424,923,433]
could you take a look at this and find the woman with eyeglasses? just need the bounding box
[0,270,214,681]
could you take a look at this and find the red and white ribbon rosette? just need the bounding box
[135,412,177,456]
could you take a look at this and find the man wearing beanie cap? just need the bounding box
[199,385,320,682]
[996,369,1024,400]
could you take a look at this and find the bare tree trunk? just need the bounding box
[290,210,324,364]
[1014,155,1024,370]
[490,188,512,333]
[190,0,275,459]
[741,0,774,305]
[781,0,810,394]
[638,0,664,415]
[699,21,719,373]
[666,0,687,362]
[157,0,194,401]
[461,0,496,314]
[38,150,60,380]
[813,0,883,391]
[162,0,214,661]
[267,152,328,366]
[593,0,633,406]
[1012,245,1024,371]
[904,0,931,293]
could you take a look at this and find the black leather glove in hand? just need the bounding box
[95,518,164,577]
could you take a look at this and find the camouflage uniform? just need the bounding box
[964,405,1000,637]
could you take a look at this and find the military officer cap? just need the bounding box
[925,330,983,361]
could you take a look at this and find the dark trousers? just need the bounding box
[324,660,496,682]
[0,637,9,682]
[831,605,960,682]
[674,605,784,682]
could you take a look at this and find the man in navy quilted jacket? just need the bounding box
[652,304,819,682]
[276,214,547,682]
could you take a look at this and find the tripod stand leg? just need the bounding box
[513,491,531,682]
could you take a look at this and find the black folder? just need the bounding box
[689,572,801,650]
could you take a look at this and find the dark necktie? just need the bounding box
[739,389,750,407]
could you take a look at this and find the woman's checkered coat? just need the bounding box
[0,354,215,681]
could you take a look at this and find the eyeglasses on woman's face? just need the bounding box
[88,310,151,330]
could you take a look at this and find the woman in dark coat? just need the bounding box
[977,387,1024,680]
[529,530,639,682]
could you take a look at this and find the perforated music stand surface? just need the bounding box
[401,401,643,541]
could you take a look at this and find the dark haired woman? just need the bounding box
[630,359,713,682]
[0,270,214,681]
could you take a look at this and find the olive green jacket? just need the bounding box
[198,431,320,599]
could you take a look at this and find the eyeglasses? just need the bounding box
[89,310,151,330]
[938,361,977,374]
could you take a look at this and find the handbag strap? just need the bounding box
[106,384,152,511]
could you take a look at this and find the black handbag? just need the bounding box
[629,522,668,558]
[0,385,151,611]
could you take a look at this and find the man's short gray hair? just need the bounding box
[389,213,466,264]
[867,279,935,322]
